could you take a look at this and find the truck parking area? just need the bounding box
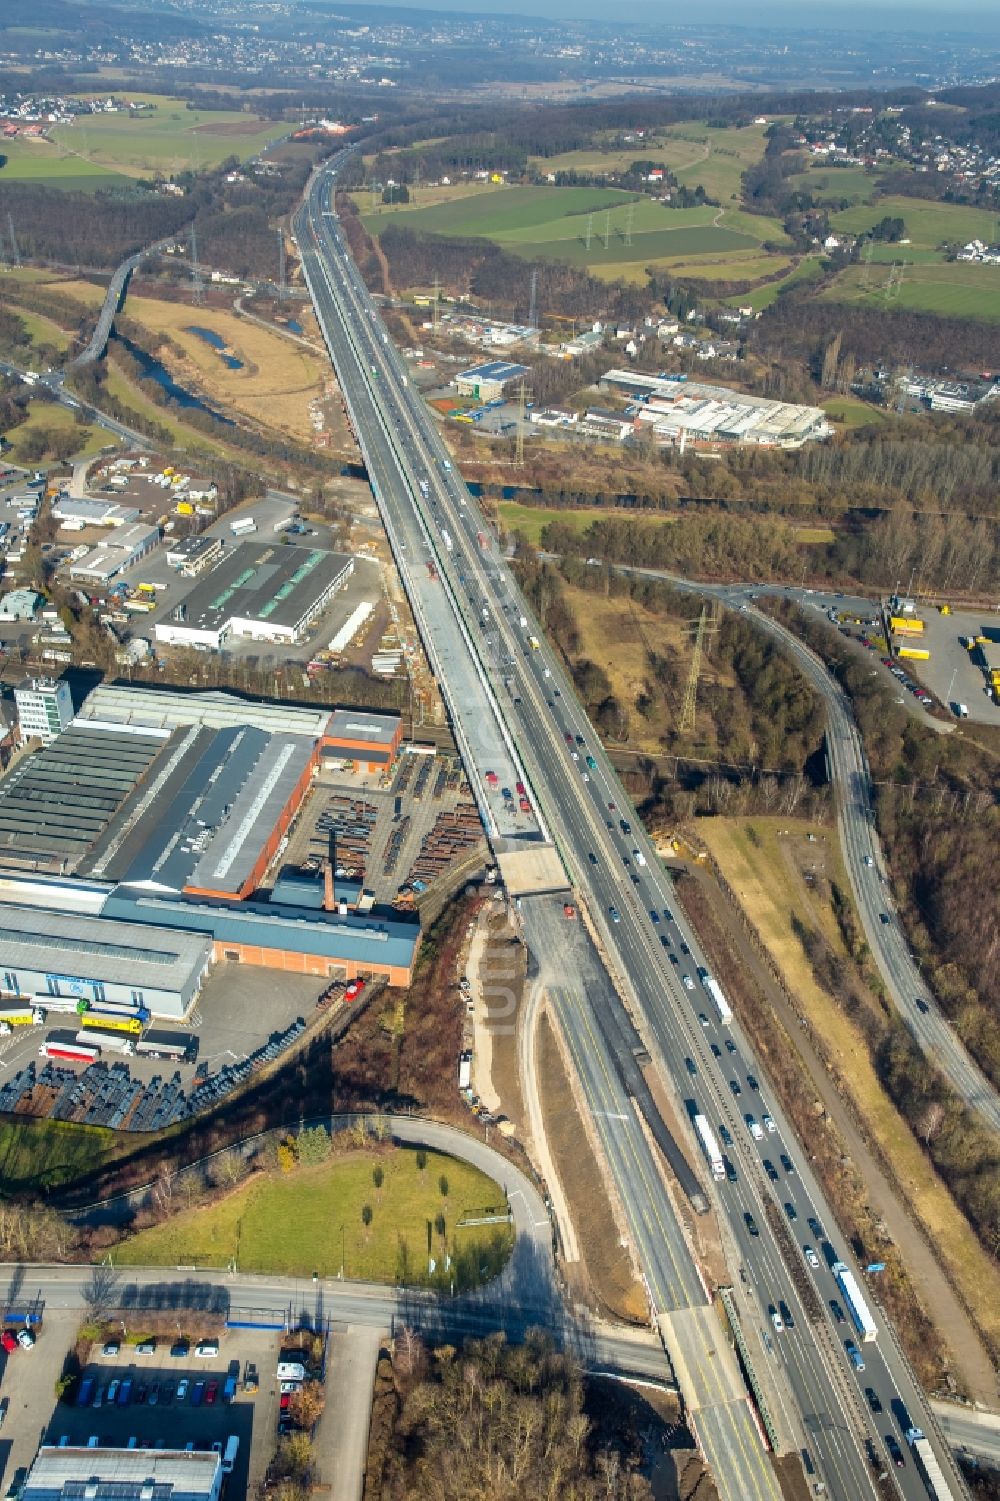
[899,605,1000,725]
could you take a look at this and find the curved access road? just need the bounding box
[615,564,1000,1138]
[749,599,1000,1136]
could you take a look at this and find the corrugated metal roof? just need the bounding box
[167,542,352,634]
[77,685,331,740]
[104,890,419,970]
[0,903,211,990]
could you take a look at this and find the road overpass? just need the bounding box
[295,151,968,1501]
[73,234,177,367]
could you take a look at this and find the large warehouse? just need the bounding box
[0,685,423,1011]
[23,1448,221,1501]
[154,541,354,649]
[0,902,212,1017]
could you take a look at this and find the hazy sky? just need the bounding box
[345,0,1000,33]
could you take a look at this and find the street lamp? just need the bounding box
[339,1224,345,1280]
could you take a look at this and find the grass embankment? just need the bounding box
[820,396,888,430]
[125,296,326,442]
[0,1117,129,1193]
[698,815,1000,1357]
[118,1146,513,1285]
[3,401,111,464]
[497,501,668,547]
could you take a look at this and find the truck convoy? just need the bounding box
[693,1113,726,1181]
[832,1261,878,1342]
[905,1428,956,1501]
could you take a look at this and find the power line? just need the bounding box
[277,229,286,301]
[527,268,537,330]
[603,209,611,250]
[514,379,531,468]
[190,221,204,306]
[624,202,634,248]
[585,213,593,251]
[7,213,20,268]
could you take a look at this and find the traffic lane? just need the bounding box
[309,187,882,1501]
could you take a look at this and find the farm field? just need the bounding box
[351,179,500,216]
[830,195,1000,249]
[50,94,285,176]
[362,183,787,280]
[497,501,668,545]
[783,165,885,203]
[126,295,326,439]
[0,135,128,192]
[724,256,824,310]
[823,260,1000,321]
[638,252,792,284]
[118,1145,513,1287]
[659,121,774,204]
[821,396,888,429]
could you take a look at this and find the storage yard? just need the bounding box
[0,682,490,1130]
[598,370,833,449]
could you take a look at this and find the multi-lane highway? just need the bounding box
[295,152,969,1501]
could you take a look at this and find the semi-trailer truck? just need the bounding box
[0,1007,44,1032]
[40,1040,99,1062]
[230,517,257,535]
[701,973,733,1025]
[832,1261,877,1342]
[440,528,453,552]
[80,1012,143,1036]
[76,1029,135,1056]
[693,1114,726,1181]
[905,1429,956,1501]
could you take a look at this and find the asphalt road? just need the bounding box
[295,153,968,1501]
[630,568,1000,1138]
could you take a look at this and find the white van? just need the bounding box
[195,1340,219,1359]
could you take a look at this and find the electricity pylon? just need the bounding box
[514,380,531,468]
[679,602,719,735]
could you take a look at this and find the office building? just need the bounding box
[14,676,73,745]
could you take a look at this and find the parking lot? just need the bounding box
[0,965,328,1134]
[0,1322,288,1501]
[902,606,1000,725]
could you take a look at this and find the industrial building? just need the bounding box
[598,371,831,449]
[322,709,402,774]
[0,587,42,621]
[154,541,354,649]
[0,686,423,1010]
[22,1447,222,1501]
[165,533,225,575]
[0,718,167,868]
[14,675,74,745]
[68,522,160,584]
[52,496,140,527]
[454,360,530,402]
[0,901,212,1017]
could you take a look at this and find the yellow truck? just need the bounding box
[897,645,930,660]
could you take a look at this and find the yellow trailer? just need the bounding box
[176,500,195,516]
[890,616,924,634]
[897,645,930,660]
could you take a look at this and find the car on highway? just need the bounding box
[807,1216,823,1237]
[588,852,598,865]
[649,909,660,923]
[915,998,929,1014]
[763,1159,778,1182]
[863,855,874,867]
[746,1116,764,1141]
[729,1079,742,1097]
[662,907,673,921]
[770,1308,784,1332]
[744,1212,760,1237]
[763,1113,776,1133]
[866,1387,882,1413]
[609,906,621,923]
[829,1300,845,1323]
[885,1435,904,1468]
[725,1039,736,1054]
[619,818,631,834]
[784,1202,797,1222]
[803,1246,820,1269]
[711,1043,721,1058]
[682,974,694,991]
[879,912,890,925]
[746,1073,760,1091]
[780,1152,794,1172]
[846,1342,866,1372]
